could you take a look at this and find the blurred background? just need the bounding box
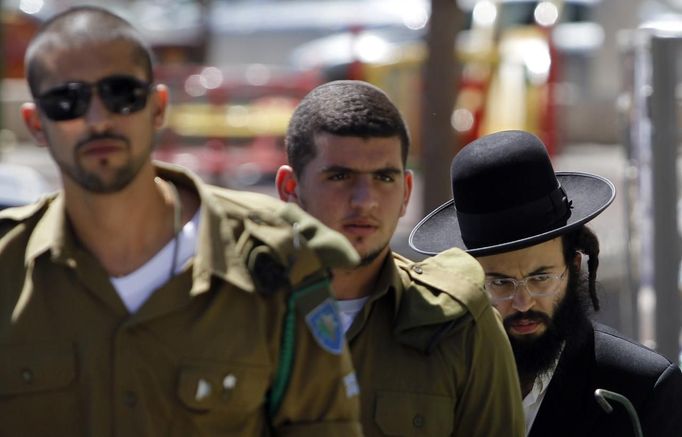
[1,0,681,362]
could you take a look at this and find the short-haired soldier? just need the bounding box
[277,80,525,436]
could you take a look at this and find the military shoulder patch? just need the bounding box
[304,298,343,355]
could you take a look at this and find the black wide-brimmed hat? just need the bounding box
[409,130,615,256]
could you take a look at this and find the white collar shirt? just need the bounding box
[523,347,564,436]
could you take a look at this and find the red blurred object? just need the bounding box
[2,9,41,78]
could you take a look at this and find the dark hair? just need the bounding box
[25,6,154,96]
[562,225,601,311]
[285,80,410,176]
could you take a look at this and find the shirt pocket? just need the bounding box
[0,341,81,435]
[172,360,271,436]
[374,390,454,437]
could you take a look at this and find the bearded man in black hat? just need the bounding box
[410,130,682,437]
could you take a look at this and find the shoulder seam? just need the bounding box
[594,325,674,364]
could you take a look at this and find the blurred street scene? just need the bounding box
[2,0,682,361]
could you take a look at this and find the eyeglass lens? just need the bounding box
[486,272,564,300]
[37,75,151,121]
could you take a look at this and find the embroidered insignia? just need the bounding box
[305,298,343,355]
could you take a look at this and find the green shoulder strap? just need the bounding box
[243,218,335,419]
[267,273,331,417]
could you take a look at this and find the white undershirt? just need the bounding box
[111,210,201,313]
[336,297,369,334]
[523,348,564,436]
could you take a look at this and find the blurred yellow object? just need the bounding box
[480,26,551,136]
[354,0,601,158]
[167,98,295,138]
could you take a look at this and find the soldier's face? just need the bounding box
[286,133,412,264]
[23,40,166,194]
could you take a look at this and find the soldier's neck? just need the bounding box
[332,252,387,300]
[65,175,199,277]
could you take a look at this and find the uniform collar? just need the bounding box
[367,253,405,315]
[25,193,73,266]
[374,253,405,314]
[24,163,256,296]
[154,163,255,296]
[345,252,403,340]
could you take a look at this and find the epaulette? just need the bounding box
[208,187,359,293]
[208,187,313,293]
[393,248,490,353]
[396,247,487,319]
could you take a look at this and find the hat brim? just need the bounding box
[409,172,615,257]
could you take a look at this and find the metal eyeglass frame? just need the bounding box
[484,267,568,302]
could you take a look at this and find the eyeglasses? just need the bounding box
[36,75,152,121]
[484,268,567,302]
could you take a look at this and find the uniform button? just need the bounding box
[412,265,423,274]
[412,414,425,428]
[21,368,33,383]
[124,390,138,407]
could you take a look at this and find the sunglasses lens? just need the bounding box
[36,76,151,121]
[98,76,150,115]
[38,84,91,121]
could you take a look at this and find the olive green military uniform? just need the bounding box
[347,250,525,436]
[0,164,361,437]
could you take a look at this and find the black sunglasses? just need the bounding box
[36,75,153,121]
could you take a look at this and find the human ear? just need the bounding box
[400,169,414,217]
[21,102,48,147]
[152,84,169,128]
[275,165,300,203]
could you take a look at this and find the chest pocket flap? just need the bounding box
[0,342,76,396]
[375,391,454,436]
[177,362,270,413]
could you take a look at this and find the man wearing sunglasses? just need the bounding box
[0,6,363,436]
[410,130,682,436]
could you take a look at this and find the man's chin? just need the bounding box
[356,244,389,267]
[507,319,565,378]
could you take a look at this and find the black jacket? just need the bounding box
[529,323,682,437]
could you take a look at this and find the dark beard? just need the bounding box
[50,132,149,194]
[505,266,593,384]
[358,244,388,267]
